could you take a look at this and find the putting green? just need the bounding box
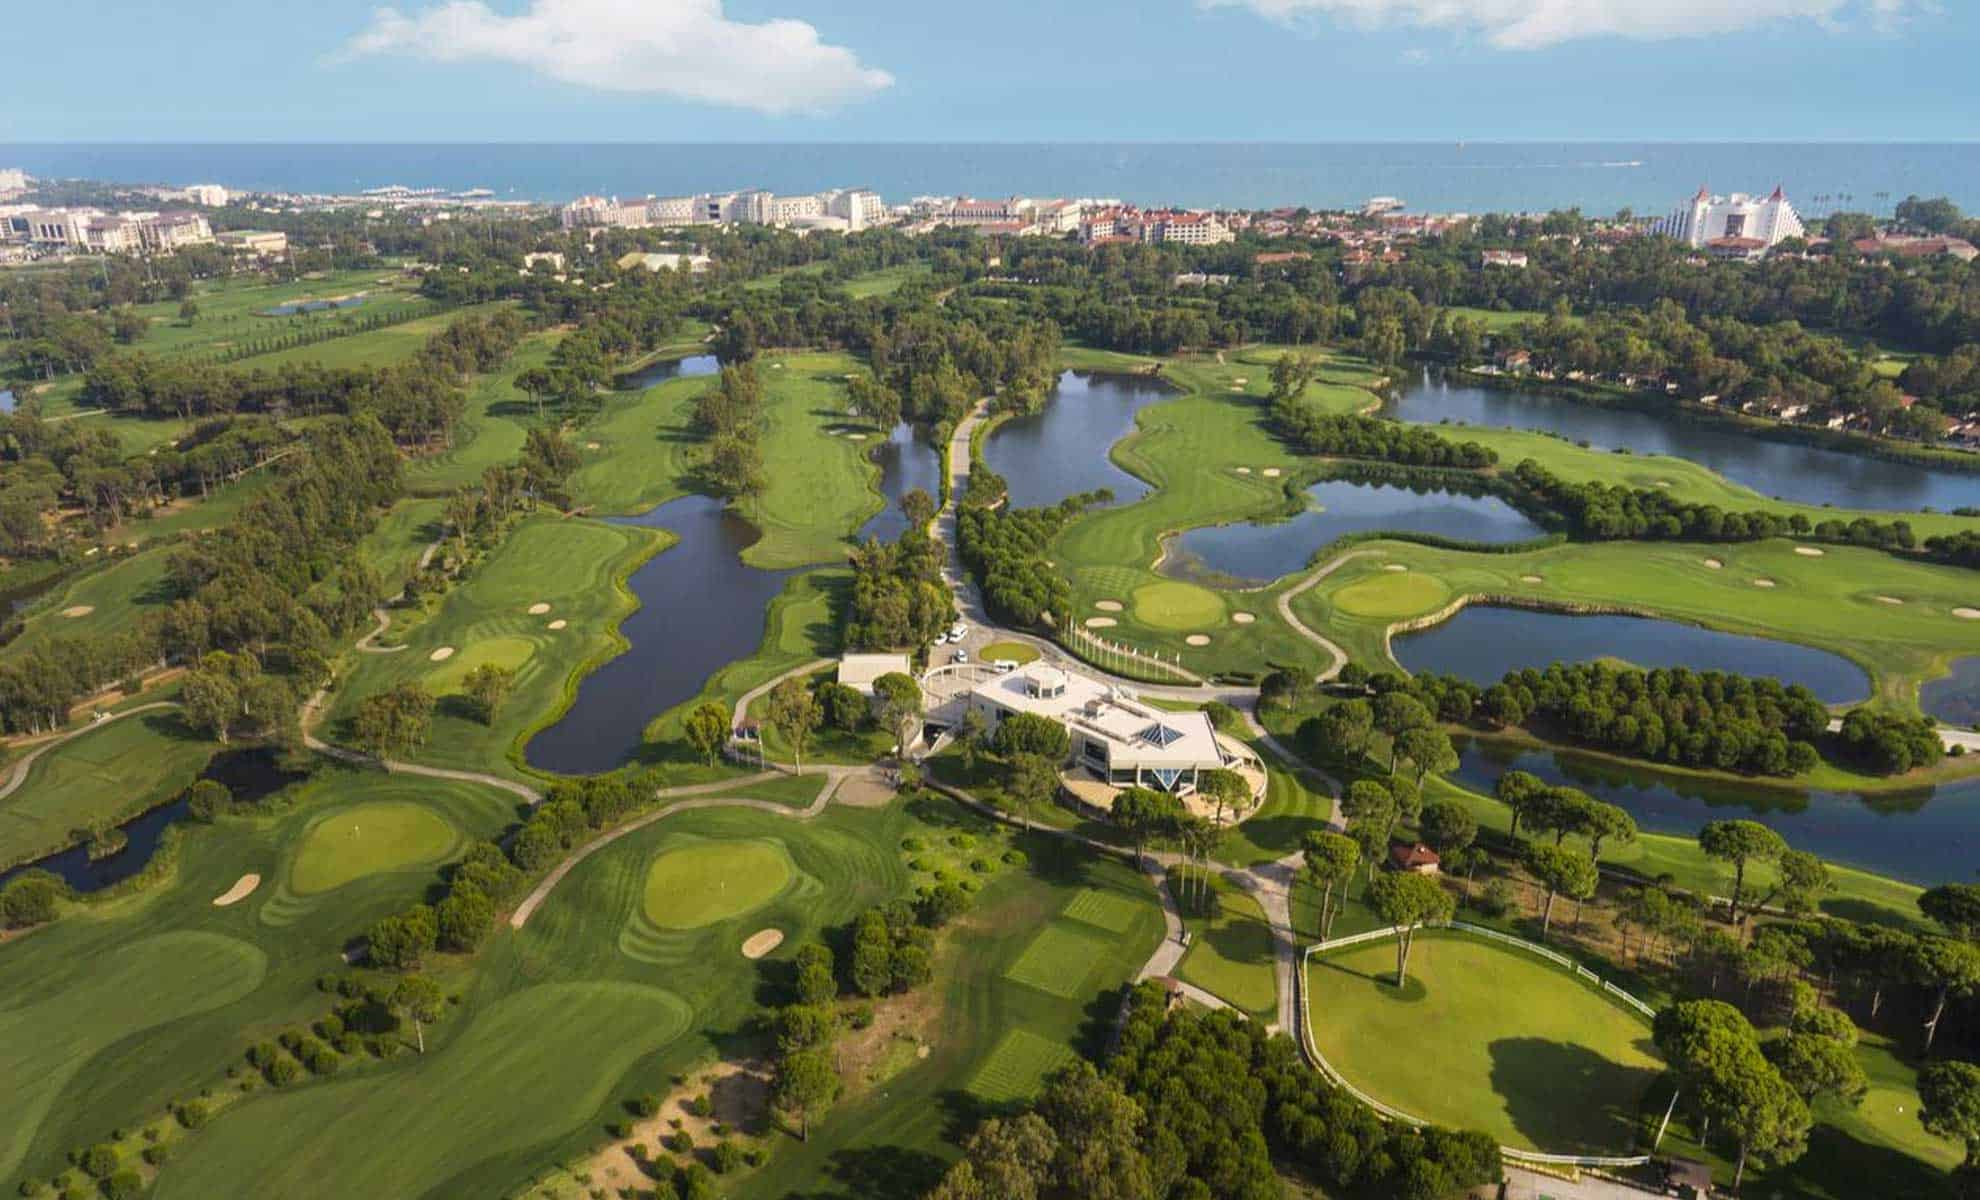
[1307,929,1659,1153]
[642,839,795,928]
[1131,580,1225,631]
[290,802,461,895]
[1334,571,1451,619]
[424,635,535,692]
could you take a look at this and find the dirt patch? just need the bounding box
[527,602,552,615]
[1094,599,1124,612]
[1232,611,1256,624]
[1794,546,1826,557]
[577,1062,772,1193]
[1085,617,1117,628]
[546,619,568,630]
[1261,467,1282,478]
[1520,574,1544,584]
[1703,558,1724,569]
[742,929,785,959]
[428,646,456,662]
[59,606,94,618]
[1875,595,1905,606]
[212,874,261,907]
[1752,578,1777,589]
[833,771,897,808]
[1185,634,1211,646]
[1956,608,1980,620]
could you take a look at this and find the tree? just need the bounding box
[1303,831,1360,940]
[352,682,435,760]
[1923,884,1980,943]
[180,669,240,743]
[1766,1032,1868,1107]
[1367,871,1454,985]
[774,1045,839,1141]
[1699,819,1786,926]
[1113,787,1181,869]
[1714,1049,1811,1187]
[684,701,731,766]
[873,672,922,752]
[851,909,895,997]
[184,778,233,822]
[1035,1060,1154,1200]
[992,711,1070,760]
[1528,786,1592,847]
[1523,844,1597,940]
[1373,693,1433,771]
[766,676,821,771]
[1196,768,1250,825]
[957,705,988,769]
[366,904,437,970]
[1920,1060,1980,1171]
[1911,937,1980,1053]
[461,663,514,725]
[793,943,836,1006]
[1002,752,1061,829]
[178,299,201,324]
[948,1113,1057,1200]
[1581,801,1637,861]
[1495,769,1544,841]
[390,975,444,1054]
[1394,726,1457,788]
[1418,800,1477,858]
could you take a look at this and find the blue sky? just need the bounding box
[2,0,1974,141]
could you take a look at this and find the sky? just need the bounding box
[2,0,1975,142]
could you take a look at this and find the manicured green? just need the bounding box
[966,1029,1077,1104]
[1333,570,1452,618]
[1173,873,1278,1019]
[1005,921,1115,999]
[641,838,796,928]
[0,709,213,870]
[6,546,176,656]
[246,302,512,371]
[739,353,890,568]
[979,640,1041,665]
[1131,579,1227,630]
[1060,886,1146,934]
[1307,928,1661,1154]
[287,801,461,895]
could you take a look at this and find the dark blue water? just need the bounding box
[1168,477,1543,583]
[1923,658,1980,728]
[1395,605,1870,704]
[8,144,1980,212]
[859,422,944,544]
[1451,737,1980,887]
[619,353,720,391]
[1389,371,1980,513]
[982,371,1172,509]
[260,296,370,316]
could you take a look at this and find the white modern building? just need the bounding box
[0,168,27,193]
[10,206,211,254]
[1657,186,1805,257]
[182,184,229,208]
[967,663,1232,796]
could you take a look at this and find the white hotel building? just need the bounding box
[1657,186,1805,258]
[967,663,1235,797]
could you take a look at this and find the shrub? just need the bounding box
[142,1143,171,1167]
[630,1093,661,1118]
[1001,849,1028,867]
[1478,878,1517,918]
[606,1121,632,1139]
[175,1100,209,1130]
[18,1178,46,1196]
[315,1014,345,1040]
[711,1141,744,1174]
[849,1002,875,1030]
[968,857,994,873]
[900,836,926,852]
[246,1042,279,1069]
[664,1130,693,1154]
[80,1146,119,1180]
[266,1057,303,1087]
[947,833,975,850]
[101,1172,144,1200]
[305,1046,341,1076]
[687,1094,713,1119]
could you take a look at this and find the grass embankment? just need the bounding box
[1171,873,1278,1020]
[0,709,212,870]
[1307,928,1660,1154]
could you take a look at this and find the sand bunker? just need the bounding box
[1233,467,1251,474]
[1232,612,1256,624]
[547,619,568,630]
[1261,468,1282,478]
[1794,546,1826,557]
[527,603,552,615]
[1185,634,1211,646]
[741,929,785,959]
[1229,385,1245,392]
[1233,378,1248,385]
[59,606,94,618]
[1703,559,1724,570]
[1085,617,1118,628]
[585,441,601,450]
[1654,480,1673,488]
[428,646,456,662]
[1383,563,1408,573]
[1752,579,1777,589]
[1520,575,1544,584]
[1875,596,1905,606]
[1956,608,1980,621]
[845,433,867,441]
[212,874,261,907]
[1094,600,1124,612]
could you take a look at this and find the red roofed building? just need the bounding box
[1389,842,1442,875]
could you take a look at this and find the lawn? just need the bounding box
[244,301,512,371]
[287,800,462,895]
[1172,873,1278,1019]
[406,330,564,497]
[978,641,1040,665]
[737,353,890,568]
[1306,928,1661,1154]
[109,270,425,362]
[5,545,177,657]
[641,837,796,928]
[0,709,214,870]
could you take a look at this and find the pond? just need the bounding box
[1394,606,1870,704]
[1164,477,1544,584]
[0,746,310,894]
[617,353,720,391]
[259,295,371,317]
[1450,736,1980,887]
[0,388,14,413]
[981,370,1174,509]
[1923,658,1980,729]
[1386,370,1980,514]
[525,425,938,776]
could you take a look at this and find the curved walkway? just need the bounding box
[1274,548,1381,683]
[0,702,181,802]
[298,685,544,806]
[730,658,834,735]
[354,608,406,653]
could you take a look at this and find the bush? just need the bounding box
[18,1178,46,1196]
[315,1014,345,1040]
[711,1141,744,1174]
[100,1172,143,1200]
[80,1146,119,1180]
[849,1002,875,1030]
[142,1143,171,1167]
[304,1046,341,1076]
[664,1130,693,1154]
[246,1041,279,1069]
[968,856,994,873]
[606,1121,633,1139]
[947,833,975,850]
[175,1100,209,1129]
[687,1094,713,1119]
[1478,878,1517,918]
[1,872,64,929]
[630,1092,661,1118]
[266,1057,303,1087]
[1001,849,1028,867]
[900,836,926,852]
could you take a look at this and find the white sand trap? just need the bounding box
[1752,579,1777,589]
[585,441,601,450]
[1383,564,1409,573]
[1654,480,1673,488]
[59,606,94,618]
[1085,617,1118,628]
[1875,596,1905,606]
[1261,468,1282,478]
[1521,575,1544,584]
[845,433,868,441]
[1956,608,1980,621]
[1233,467,1251,474]
[547,619,568,630]
[1703,559,1724,570]
[1185,634,1212,647]
[742,929,785,959]
[1232,612,1256,624]
[1094,600,1124,612]
[1229,385,1245,392]
[527,603,552,615]
[212,874,261,907]
[428,646,456,662]
[1794,546,1826,557]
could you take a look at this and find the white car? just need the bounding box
[949,622,968,640]
[953,649,970,664]
[995,659,1018,674]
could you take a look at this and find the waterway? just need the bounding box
[981,371,1173,509]
[1450,736,1979,887]
[1166,477,1543,584]
[1394,606,1870,704]
[1387,370,1980,513]
[619,353,720,391]
[524,421,938,775]
[1923,658,1980,728]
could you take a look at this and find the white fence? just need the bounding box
[1299,921,1656,1171]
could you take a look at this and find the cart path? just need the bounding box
[1274,548,1382,684]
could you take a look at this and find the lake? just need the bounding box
[981,371,1173,509]
[618,353,720,391]
[1165,477,1544,584]
[260,296,370,317]
[1923,658,1980,728]
[525,423,937,775]
[1450,736,1980,886]
[1394,605,1870,704]
[1387,371,1980,513]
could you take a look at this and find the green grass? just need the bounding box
[1219,759,1336,868]
[966,1029,1077,1104]
[245,302,511,371]
[1444,306,1553,333]
[1172,873,1278,1019]
[739,353,889,568]
[1004,921,1114,999]
[1307,928,1661,1154]
[979,641,1041,665]
[0,709,214,870]
[1130,579,1227,630]
[406,331,564,497]
[1060,886,1146,934]
[5,546,176,657]
[641,838,796,928]
[106,270,424,362]
[287,801,462,895]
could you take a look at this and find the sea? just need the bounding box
[3,143,1978,215]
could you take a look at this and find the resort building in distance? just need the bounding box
[1657,185,1806,258]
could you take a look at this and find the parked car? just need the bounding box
[953,649,970,664]
[995,659,1018,674]
[949,622,968,639]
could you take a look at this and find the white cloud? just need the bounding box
[343,0,893,115]
[1204,0,1921,48]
